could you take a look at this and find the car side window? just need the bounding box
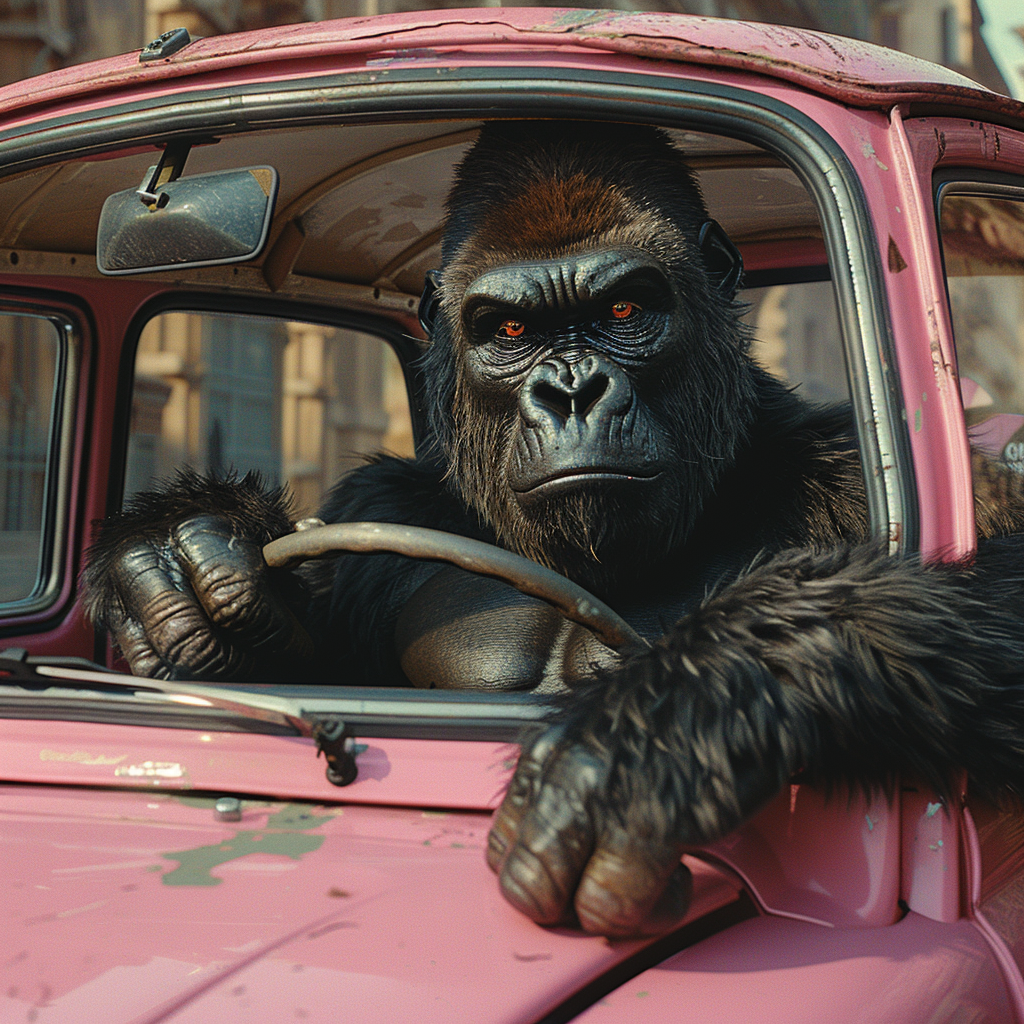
[938,189,1024,481]
[125,311,415,516]
[0,312,63,606]
[741,278,848,405]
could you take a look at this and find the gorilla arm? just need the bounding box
[487,539,1024,936]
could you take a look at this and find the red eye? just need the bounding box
[611,301,639,319]
[499,320,525,338]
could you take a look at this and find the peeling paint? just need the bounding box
[115,761,183,779]
[160,805,333,886]
[39,749,126,766]
[861,141,888,171]
[887,236,907,273]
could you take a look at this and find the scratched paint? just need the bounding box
[861,140,889,171]
[161,804,334,886]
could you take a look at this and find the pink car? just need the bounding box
[3,9,1024,1021]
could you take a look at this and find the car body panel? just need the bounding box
[571,913,1016,1024]
[0,718,515,809]
[0,780,739,1023]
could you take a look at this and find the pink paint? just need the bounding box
[0,8,1018,129]
[0,776,739,1024]
[707,784,900,929]
[0,718,515,810]
[571,913,1015,1023]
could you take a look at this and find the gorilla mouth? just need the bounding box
[513,468,662,497]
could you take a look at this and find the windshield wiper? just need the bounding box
[0,649,359,785]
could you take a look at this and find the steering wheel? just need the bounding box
[263,522,647,655]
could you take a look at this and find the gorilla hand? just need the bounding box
[84,472,314,681]
[487,724,697,936]
[485,653,787,937]
[487,544,1024,937]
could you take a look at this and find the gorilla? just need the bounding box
[85,120,1024,937]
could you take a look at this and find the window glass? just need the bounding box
[938,193,1024,474]
[741,278,848,405]
[125,312,415,516]
[0,313,60,603]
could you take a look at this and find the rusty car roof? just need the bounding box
[1,8,1023,126]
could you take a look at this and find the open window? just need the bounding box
[117,125,851,533]
[125,310,415,517]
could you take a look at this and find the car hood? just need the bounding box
[0,719,738,1023]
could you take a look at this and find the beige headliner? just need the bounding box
[0,121,822,311]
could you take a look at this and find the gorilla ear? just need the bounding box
[697,220,743,300]
[418,269,442,337]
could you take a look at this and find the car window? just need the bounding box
[741,278,848,405]
[125,311,415,516]
[0,312,62,604]
[937,190,1024,482]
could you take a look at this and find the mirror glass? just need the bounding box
[97,167,278,275]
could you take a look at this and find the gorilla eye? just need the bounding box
[611,302,640,319]
[498,320,526,338]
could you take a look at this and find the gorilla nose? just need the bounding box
[521,357,619,426]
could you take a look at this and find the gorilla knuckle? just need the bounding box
[499,845,570,925]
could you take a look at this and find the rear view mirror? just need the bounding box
[97,166,278,275]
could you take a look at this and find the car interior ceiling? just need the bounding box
[0,121,826,302]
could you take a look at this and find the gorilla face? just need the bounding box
[423,121,757,593]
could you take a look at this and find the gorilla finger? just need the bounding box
[496,748,607,925]
[172,516,315,663]
[573,828,688,937]
[632,863,694,937]
[109,612,163,678]
[113,542,250,678]
[487,725,571,871]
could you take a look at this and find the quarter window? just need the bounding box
[938,190,1024,481]
[0,313,62,605]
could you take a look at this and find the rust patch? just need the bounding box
[160,804,332,886]
[887,236,908,273]
[934,128,946,161]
